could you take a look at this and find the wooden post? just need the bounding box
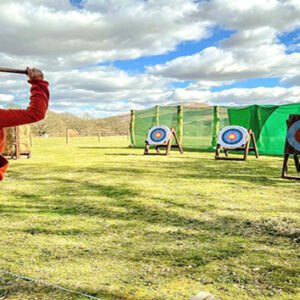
[129,110,136,147]
[155,105,160,126]
[166,134,173,155]
[66,129,69,144]
[211,106,220,148]
[98,130,101,143]
[15,127,20,159]
[282,154,289,178]
[294,155,300,172]
[30,132,33,147]
[177,105,183,143]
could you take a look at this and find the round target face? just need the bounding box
[287,120,300,152]
[218,126,248,149]
[147,125,171,145]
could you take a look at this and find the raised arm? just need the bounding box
[0,68,49,128]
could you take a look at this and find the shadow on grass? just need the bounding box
[4,181,299,244]
[104,153,143,156]
[8,141,292,187]
[10,158,287,188]
[78,147,130,150]
[2,177,299,298]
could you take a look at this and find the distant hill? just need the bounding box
[30,110,130,137]
[97,113,130,136]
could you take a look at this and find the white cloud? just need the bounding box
[170,86,300,106]
[281,72,300,86]
[148,0,300,87]
[0,0,300,117]
[0,93,14,104]
[148,28,300,84]
[211,86,300,106]
[0,66,173,116]
[201,0,300,32]
[0,0,212,70]
[148,43,297,82]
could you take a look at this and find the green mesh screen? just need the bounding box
[135,107,156,147]
[227,104,300,155]
[132,103,300,155]
[159,106,178,129]
[133,105,230,150]
[160,106,178,145]
[257,104,300,155]
[219,107,230,128]
[134,106,178,147]
[228,105,278,141]
[183,107,214,149]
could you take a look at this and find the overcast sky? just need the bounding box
[0,0,299,117]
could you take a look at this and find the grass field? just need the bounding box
[0,136,299,300]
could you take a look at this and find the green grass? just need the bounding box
[0,136,299,300]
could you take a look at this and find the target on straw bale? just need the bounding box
[3,126,31,159]
[282,114,300,180]
[144,125,183,156]
[215,125,259,161]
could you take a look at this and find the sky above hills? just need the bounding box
[0,0,299,117]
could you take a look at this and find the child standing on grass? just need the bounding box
[0,68,49,180]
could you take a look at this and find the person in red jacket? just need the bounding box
[0,68,49,180]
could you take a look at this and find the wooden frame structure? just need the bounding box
[282,115,300,180]
[144,128,183,156]
[4,126,31,160]
[215,129,259,161]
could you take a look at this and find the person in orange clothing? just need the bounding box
[0,68,49,180]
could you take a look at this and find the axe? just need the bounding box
[0,67,28,75]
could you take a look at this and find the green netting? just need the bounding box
[134,107,156,147]
[159,106,178,129]
[160,106,179,145]
[132,103,300,155]
[183,107,214,149]
[133,105,230,150]
[228,105,278,141]
[227,104,300,155]
[257,104,300,155]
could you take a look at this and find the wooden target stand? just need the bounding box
[4,127,31,160]
[215,128,259,161]
[144,128,183,156]
[12,126,21,159]
[282,115,300,180]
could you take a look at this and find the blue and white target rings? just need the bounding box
[147,125,171,145]
[218,126,248,149]
[287,120,300,152]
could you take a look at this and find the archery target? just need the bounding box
[147,125,171,145]
[287,120,300,152]
[218,126,248,149]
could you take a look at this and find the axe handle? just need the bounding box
[0,67,28,75]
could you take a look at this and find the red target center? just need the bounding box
[295,129,300,143]
[227,133,237,140]
[155,132,162,138]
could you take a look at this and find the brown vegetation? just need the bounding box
[30,111,130,137]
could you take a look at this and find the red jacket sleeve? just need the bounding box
[0,79,49,181]
[0,80,49,128]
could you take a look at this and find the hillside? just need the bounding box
[30,110,130,137]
